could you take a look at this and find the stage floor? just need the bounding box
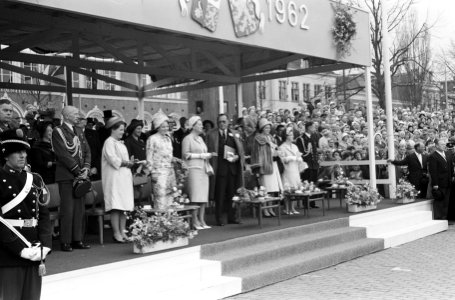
[47,198,422,275]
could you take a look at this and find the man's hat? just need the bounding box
[0,129,30,158]
[446,142,454,149]
[86,117,96,125]
[103,110,113,119]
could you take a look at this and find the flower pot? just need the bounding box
[396,197,415,204]
[133,237,189,254]
[347,204,377,213]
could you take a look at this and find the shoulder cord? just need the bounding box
[32,172,50,207]
[54,127,82,160]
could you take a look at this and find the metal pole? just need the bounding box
[65,66,73,106]
[236,83,243,118]
[382,0,396,198]
[445,65,448,109]
[365,66,377,188]
[218,86,224,114]
[137,74,145,120]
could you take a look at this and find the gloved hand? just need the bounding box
[200,153,212,159]
[20,247,41,261]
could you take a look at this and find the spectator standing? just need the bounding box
[182,116,214,230]
[124,119,146,161]
[173,117,189,159]
[102,117,135,243]
[83,117,102,180]
[29,121,56,184]
[52,106,91,252]
[206,114,244,226]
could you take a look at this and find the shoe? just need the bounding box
[283,211,290,215]
[202,225,212,229]
[289,211,294,215]
[269,210,276,217]
[194,225,204,230]
[113,236,125,243]
[292,210,300,215]
[216,222,225,226]
[60,243,73,252]
[71,241,91,249]
[263,212,272,218]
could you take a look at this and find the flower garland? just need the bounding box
[331,1,357,58]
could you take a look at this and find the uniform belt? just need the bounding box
[4,219,37,228]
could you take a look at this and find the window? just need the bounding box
[22,63,35,83]
[72,73,80,88]
[258,81,266,100]
[291,82,299,102]
[99,70,118,90]
[325,85,332,99]
[302,83,310,102]
[0,61,11,83]
[279,80,287,101]
[314,84,322,97]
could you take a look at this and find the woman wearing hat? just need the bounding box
[102,117,135,243]
[278,127,306,214]
[124,119,146,161]
[182,116,215,229]
[29,121,56,184]
[146,110,176,210]
[251,118,283,217]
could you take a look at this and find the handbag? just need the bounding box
[73,178,92,198]
[205,160,214,176]
[133,174,149,186]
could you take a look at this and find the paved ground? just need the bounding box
[228,225,455,300]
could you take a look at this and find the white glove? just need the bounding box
[200,153,212,159]
[20,247,41,261]
[42,247,51,259]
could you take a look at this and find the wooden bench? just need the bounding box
[284,191,327,217]
[235,197,282,228]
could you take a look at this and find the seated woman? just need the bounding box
[349,164,363,180]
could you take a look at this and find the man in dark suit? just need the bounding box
[172,117,188,159]
[82,117,102,180]
[388,142,429,198]
[428,138,453,220]
[206,114,244,226]
[52,106,91,252]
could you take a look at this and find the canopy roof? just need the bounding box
[0,0,370,97]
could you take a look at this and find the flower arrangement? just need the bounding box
[345,183,383,207]
[128,208,196,250]
[331,1,357,58]
[170,187,190,209]
[395,178,418,199]
[172,157,189,188]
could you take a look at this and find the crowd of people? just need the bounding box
[2,95,455,299]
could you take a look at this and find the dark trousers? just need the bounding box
[0,265,41,300]
[433,187,450,220]
[58,181,85,244]
[214,174,237,223]
[301,168,318,183]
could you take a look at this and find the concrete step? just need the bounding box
[227,237,383,292]
[203,227,367,273]
[364,210,434,236]
[350,200,433,227]
[201,218,349,256]
[374,220,448,248]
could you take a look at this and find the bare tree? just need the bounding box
[352,0,431,108]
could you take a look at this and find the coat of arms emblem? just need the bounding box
[228,0,264,37]
[190,0,221,32]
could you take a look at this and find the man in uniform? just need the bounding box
[0,130,52,300]
[52,106,91,252]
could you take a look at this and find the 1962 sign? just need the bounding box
[266,0,309,30]
[179,0,310,37]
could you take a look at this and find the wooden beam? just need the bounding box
[199,50,234,76]
[0,29,63,53]
[72,88,138,98]
[143,77,179,90]
[81,33,137,66]
[0,61,66,86]
[0,52,240,83]
[65,66,73,105]
[72,67,138,91]
[145,80,226,96]
[148,43,187,70]
[0,82,66,92]
[241,63,355,83]
[241,54,305,75]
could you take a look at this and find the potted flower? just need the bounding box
[128,208,196,254]
[395,178,418,204]
[345,183,383,213]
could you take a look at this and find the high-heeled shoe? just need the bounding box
[269,210,276,217]
[263,211,272,218]
[194,225,204,230]
[292,210,300,215]
[113,236,125,244]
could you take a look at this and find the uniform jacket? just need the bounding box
[205,128,245,200]
[0,165,52,267]
[428,151,453,189]
[296,133,319,170]
[52,123,91,182]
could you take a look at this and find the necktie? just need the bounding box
[221,130,226,142]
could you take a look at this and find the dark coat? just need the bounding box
[84,128,102,174]
[52,123,91,182]
[172,128,188,159]
[124,135,146,161]
[428,151,452,189]
[296,133,319,170]
[29,141,56,184]
[392,152,428,188]
[0,165,52,267]
[206,128,245,201]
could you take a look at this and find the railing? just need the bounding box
[319,160,392,185]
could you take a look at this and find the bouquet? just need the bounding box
[128,208,196,250]
[396,178,418,199]
[345,183,383,207]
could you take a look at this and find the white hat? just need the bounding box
[152,109,169,129]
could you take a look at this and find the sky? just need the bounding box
[414,0,455,54]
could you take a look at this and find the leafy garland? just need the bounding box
[331,1,357,58]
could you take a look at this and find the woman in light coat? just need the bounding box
[102,117,135,243]
[182,116,215,229]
